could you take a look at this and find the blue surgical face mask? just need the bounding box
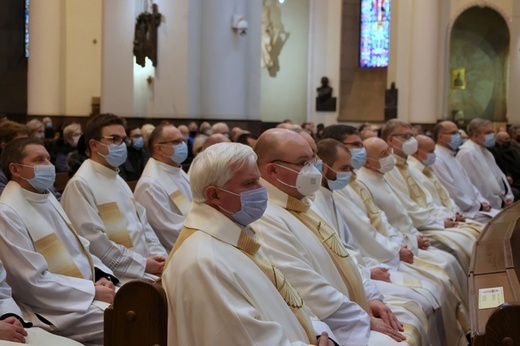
[484,133,495,148]
[314,159,323,174]
[170,142,188,164]
[422,152,436,167]
[327,169,352,191]
[350,148,367,169]
[131,137,144,150]
[98,142,128,168]
[218,186,268,226]
[20,164,56,192]
[448,133,462,150]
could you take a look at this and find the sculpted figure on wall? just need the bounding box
[262,0,290,77]
[133,3,162,68]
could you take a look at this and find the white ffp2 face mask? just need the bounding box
[378,156,395,174]
[402,137,418,156]
[275,163,322,196]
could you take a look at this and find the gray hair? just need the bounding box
[190,142,257,203]
[380,119,411,142]
[467,118,491,137]
[63,123,81,141]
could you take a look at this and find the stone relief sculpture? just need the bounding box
[133,2,162,68]
[262,0,290,77]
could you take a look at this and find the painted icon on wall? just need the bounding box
[451,68,466,89]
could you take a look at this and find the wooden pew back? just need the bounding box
[104,279,168,346]
[469,202,520,345]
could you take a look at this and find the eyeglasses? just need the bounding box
[343,141,364,149]
[99,135,130,145]
[272,158,317,168]
[158,139,183,146]
[390,133,414,140]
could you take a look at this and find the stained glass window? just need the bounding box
[25,0,29,57]
[360,0,391,68]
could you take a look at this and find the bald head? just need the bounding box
[202,133,231,151]
[255,128,311,166]
[255,128,316,200]
[416,135,435,151]
[298,130,317,155]
[412,134,435,163]
[496,131,510,143]
[363,137,391,172]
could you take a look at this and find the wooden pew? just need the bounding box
[126,180,138,192]
[469,202,520,345]
[104,279,168,346]
[54,172,70,193]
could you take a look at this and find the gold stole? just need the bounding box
[422,167,452,209]
[165,226,316,343]
[3,183,90,279]
[47,196,96,279]
[142,159,191,215]
[285,197,370,312]
[349,176,391,238]
[395,162,428,208]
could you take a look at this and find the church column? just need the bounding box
[307,0,342,126]
[199,0,261,120]
[27,0,63,115]
[509,1,520,124]
[101,0,135,117]
[388,0,440,124]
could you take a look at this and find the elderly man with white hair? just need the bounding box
[457,118,514,209]
[162,142,335,346]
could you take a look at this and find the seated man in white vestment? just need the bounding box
[380,119,478,273]
[430,121,499,223]
[61,114,168,281]
[357,137,472,345]
[252,129,417,346]
[409,134,486,236]
[0,260,83,346]
[0,137,118,346]
[456,118,514,209]
[162,142,335,346]
[134,124,192,252]
[314,138,480,346]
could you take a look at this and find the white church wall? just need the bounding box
[260,0,310,124]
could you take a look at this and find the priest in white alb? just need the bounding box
[134,124,192,252]
[252,129,419,346]
[0,137,118,346]
[61,114,167,282]
[430,120,498,223]
[357,137,471,345]
[380,119,478,272]
[456,118,513,209]
[162,142,336,346]
[408,134,485,238]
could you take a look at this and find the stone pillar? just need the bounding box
[200,0,261,120]
[101,0,135,117]
[27,0,62,115]
[408,0,440,123]
[509,1,520,124]
[307,0,342,126]
[388,0,440,123]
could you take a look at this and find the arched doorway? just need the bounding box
[448,6,509,124]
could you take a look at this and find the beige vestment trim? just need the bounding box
[2,182,91,279]
[141,158,191,216]
[165,226,316,344]
[422,168,452,210]
[98,202,134,248]
[349,175,391,238]
[285,196,370,313]
[395,162,428,208]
